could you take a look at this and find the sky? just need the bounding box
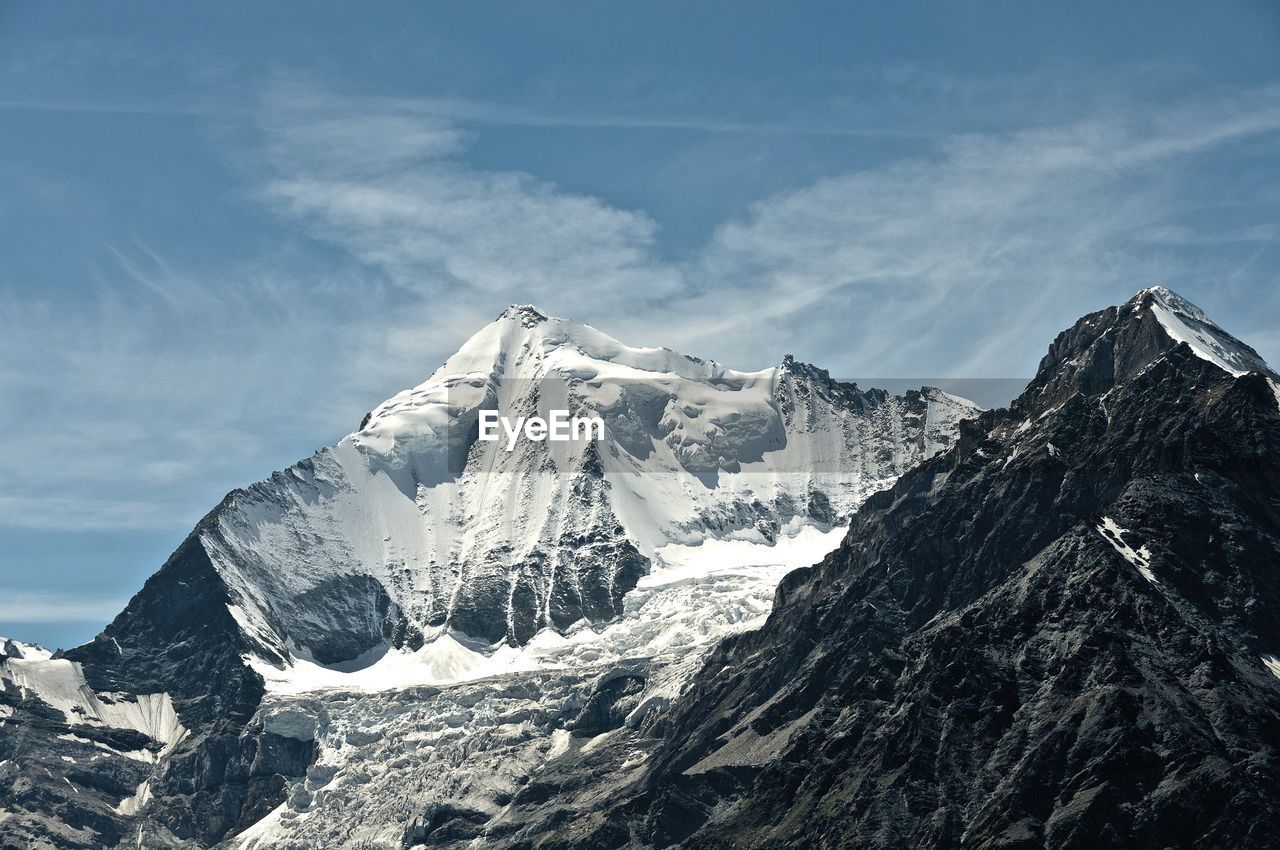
[2,1,1280,648]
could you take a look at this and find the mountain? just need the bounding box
[0,306,977,849]
[483,286,1280,849]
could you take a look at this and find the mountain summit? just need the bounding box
[1023,285,1276,416]
[179,304,977,666]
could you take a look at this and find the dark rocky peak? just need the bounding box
[556,289,1280,850]
[779,352,837,383]
[498,303,550,327]
[1015,285,1275,419]
[779,353,888,410]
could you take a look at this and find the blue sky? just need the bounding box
[3,1,1280,648]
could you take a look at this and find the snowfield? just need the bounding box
[242,524,846,696]
[207,305,977,684]
[1143,285,1272,377]
[0,642,187,755]
[229,526,847,849]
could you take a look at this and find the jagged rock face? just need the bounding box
[517,287,1280,849]
[0,530,309,849]
[66,530,263,730]
[0,660,158,850]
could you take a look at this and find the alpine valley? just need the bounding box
[3,287,1278,850]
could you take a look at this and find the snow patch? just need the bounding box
[231,802,290,849]
[115,780,152,816]
[1262,654,1280,682]
[56,733,156,764]
[544,728,572,761]
[0,656,187,752]
[1144,286,1272,377]
[647,522,842,579]
[245,632,523,696]
[1,637,53,661]
[1095,517,1157,584]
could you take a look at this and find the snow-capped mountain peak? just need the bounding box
[357,305,755,452]
[136,309,981,689]
[1137,285,1274,377]
[1024,285,1276,417]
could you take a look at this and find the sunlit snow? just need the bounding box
[1144,286,1272,377]
[0,651,187,753]
[228,526,848,848]
[1096,516,1157,584]
[211,306,976,679]
[1262,654,1280,682]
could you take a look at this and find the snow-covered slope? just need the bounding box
[1141,285,1272,377]
[204,305,978,687]
[0,642,186,754]
[225,529,847,850]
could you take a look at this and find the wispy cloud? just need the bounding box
[2,79,1279,535]
[0,98,208,116]
[0,591,128,623]
[257,83,685,313]
[0,91,927,138]
[668,86,1280,373]
[0,242,399,531]
[251,80,1280,377]
[367,94,933,138]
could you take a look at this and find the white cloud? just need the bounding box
[257,83,684,313]
[250,82,1280,377]
[674,88,1280,373]
[2,81,1278,533]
